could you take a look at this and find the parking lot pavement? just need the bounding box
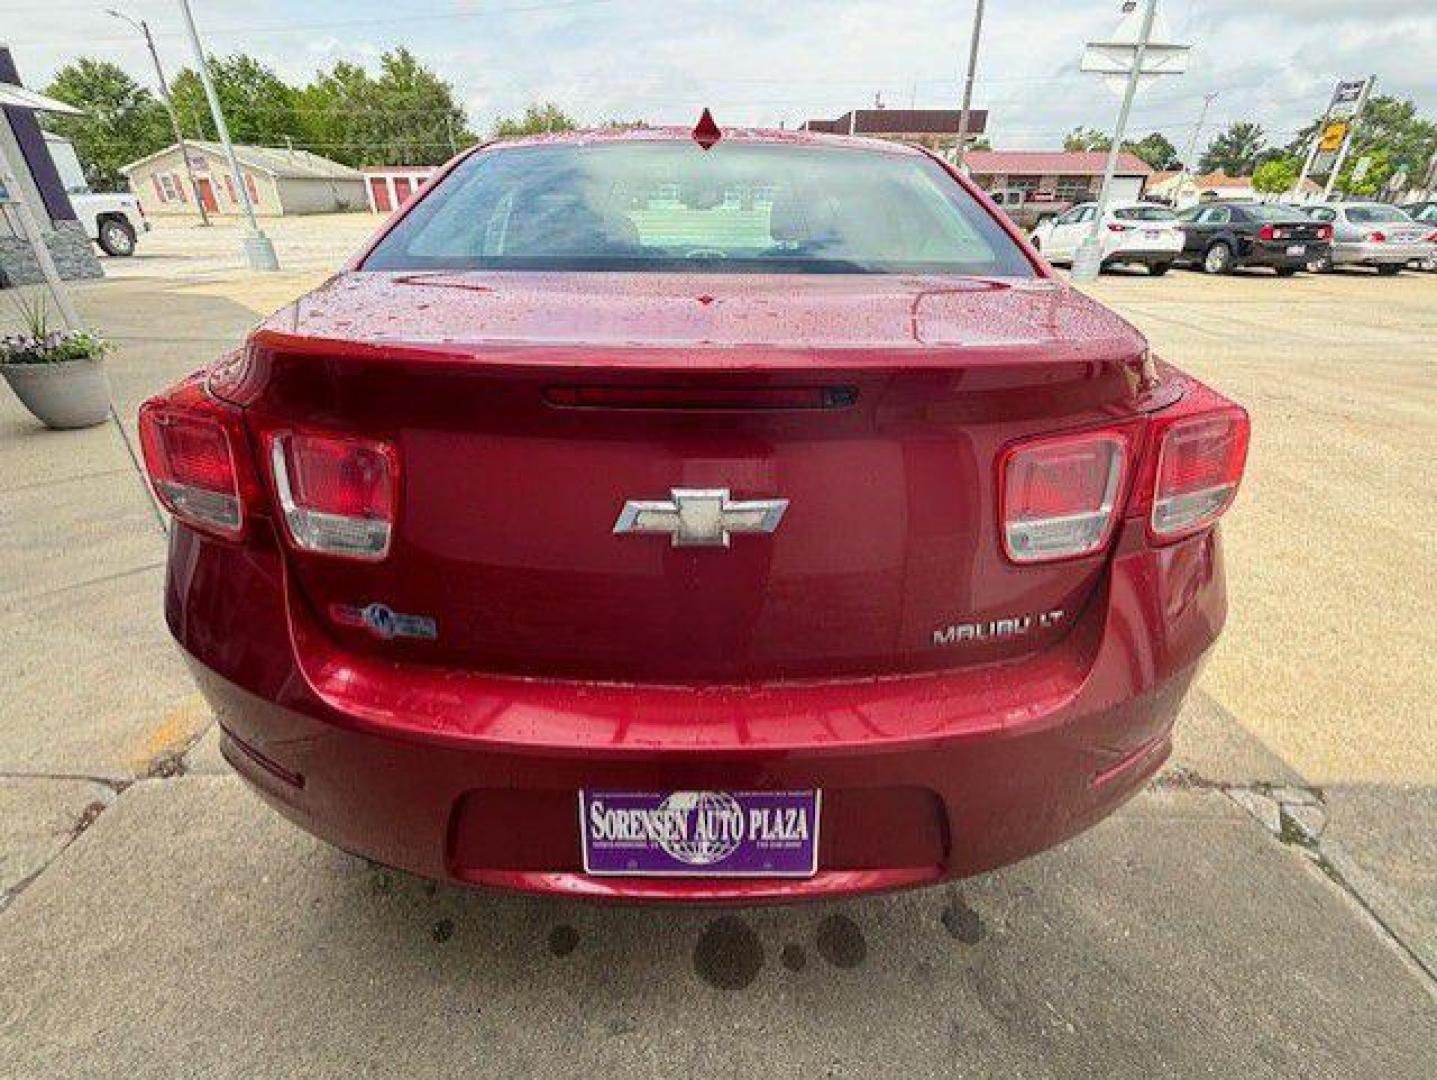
[103,212,382,282]
[2,218,1434,1072]
[2,776,1432,1079]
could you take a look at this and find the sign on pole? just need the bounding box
[1295,76,1375,197]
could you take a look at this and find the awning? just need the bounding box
[0,82,83,115]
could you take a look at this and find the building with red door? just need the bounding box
[121,141,365,216]
[362,167,437,214]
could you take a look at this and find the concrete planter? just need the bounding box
[0,357,112,429]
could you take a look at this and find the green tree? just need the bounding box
[1252,156,1300,194]
[297,50,472,167]
[1337,148,1396,198]
[1199,122,1267,175]
[170,54,300,146]
[1063,126,1111,152]
[493,103,578,139]
[295,60,378,166]
[363,48,473,165]
[41,58,170,191]
[1124,132,1180,170]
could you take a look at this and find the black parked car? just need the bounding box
[1174,202,1333,276]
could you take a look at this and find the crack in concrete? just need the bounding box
[1153,770,1437,989]
[0,725,207,913]
[0,783,116,915]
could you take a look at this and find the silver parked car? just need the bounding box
[1305,203,1435,276]
[1400,202,1437,271]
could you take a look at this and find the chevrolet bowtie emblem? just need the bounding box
[613,488,789,548]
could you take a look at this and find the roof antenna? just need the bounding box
[692,108,722,150]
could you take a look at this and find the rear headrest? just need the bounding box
[769,186,842,248]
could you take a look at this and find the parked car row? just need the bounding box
[1029,198,1437,278]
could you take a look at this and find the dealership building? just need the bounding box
[800,108,989,157]
[0,47,101,286]
[962,150,1154,204]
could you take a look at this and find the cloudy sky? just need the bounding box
[5,0,1435,154]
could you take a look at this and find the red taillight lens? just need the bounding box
[138,400,244,538]
[1000,430,1128,563]
[1150,408,1250,542]
[1106,222,1130,233]
[1368,231,1387,243]
[1258,224,1276,242]
[1318,225,1333,241]
[268,431,397,560]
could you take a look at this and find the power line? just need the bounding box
[4,0,621,46]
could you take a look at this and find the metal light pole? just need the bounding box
[1071,0,1188,282]
[175,0,278,269]
[1072,0,1157,281]
[0,92,166,529]
[107,8,208,225]
[953,0,985,166]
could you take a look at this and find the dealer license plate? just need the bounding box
[1287,244,1306,256]
[579,790,821,877]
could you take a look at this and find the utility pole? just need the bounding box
[175,0,278,270]
[108,9,208,225]
[953,0,985,166]
[1071,0,1188,282]
[1182,91,1217,172]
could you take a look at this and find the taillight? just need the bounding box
[267,431,397,560]
[138,388,247,539]
[1258,224,1276,242]
[1318,225,1333,241]
[1106,223,1130,233]
[1000,430,1129,563]
[1367,231,1387,243]
[1149,408,1250,542]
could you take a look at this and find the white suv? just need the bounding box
[1030,201,1185,276]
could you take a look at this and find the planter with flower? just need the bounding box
[0,295,113,430]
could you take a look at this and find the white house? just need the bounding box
[121,141,365,216]
[1148,170,1327,209]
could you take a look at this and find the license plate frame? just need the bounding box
[579,790,822,878]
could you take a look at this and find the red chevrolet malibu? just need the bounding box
[139,127,1247,901]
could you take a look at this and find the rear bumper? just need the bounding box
[168,520,1225,903]
[1334,241,1432,265]
[1244,241,1327,268]
[1102,245,1183,265]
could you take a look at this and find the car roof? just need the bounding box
[482,125,928,159]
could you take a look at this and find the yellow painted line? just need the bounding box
[130,693,211,775]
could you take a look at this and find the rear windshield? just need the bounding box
[1346,205,1410,224]
[1239,203,1306,222]
[1113,206,1176,221]
[363,141,1035,276]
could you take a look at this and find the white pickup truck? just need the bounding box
[45,134,150,256]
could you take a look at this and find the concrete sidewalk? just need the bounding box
[2,247,1434,1075]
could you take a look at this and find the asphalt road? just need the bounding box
[1,216,1433,1076]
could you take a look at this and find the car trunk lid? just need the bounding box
[230,271,1165,682]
